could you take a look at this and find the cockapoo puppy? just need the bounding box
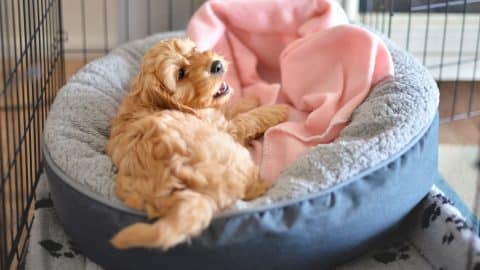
[106,38,289,250]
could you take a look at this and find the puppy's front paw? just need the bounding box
[263,104,289,125]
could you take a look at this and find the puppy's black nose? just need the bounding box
[210,60,224,74]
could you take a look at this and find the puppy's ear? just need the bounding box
[155,85,196,115]
[159,63,178,92]
[131,72,196,115]
[172,38,196,54]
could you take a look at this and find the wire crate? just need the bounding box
[0,0,64,269]
[60,0,480,123]
[0,0,479,269]
[360,0,480,123]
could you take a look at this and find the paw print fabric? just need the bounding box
[25,174,480,270]
[24,174,103,270]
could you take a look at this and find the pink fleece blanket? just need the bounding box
[186,0,394,182]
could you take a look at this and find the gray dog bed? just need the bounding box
[43,30,439,270]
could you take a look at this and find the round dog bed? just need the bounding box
[43,30,439,270]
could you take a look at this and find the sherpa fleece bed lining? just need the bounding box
[42,111,435,219]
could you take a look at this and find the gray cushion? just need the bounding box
[43,29,439,269]
[44,30,438,208]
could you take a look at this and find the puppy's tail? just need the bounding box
[111,190,216,250]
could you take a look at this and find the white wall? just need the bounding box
[62,0,204,52]
[61,0,479,80]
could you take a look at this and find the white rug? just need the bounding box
[438,144,479,210]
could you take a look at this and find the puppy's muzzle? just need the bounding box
[210,60,224,74]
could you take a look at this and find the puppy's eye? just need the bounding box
[178,68,185,80]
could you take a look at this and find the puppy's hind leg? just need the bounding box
[111,190,216,250]
[115,173,148,212]
[243,168,272,201]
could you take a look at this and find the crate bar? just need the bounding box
[15,2,28,258]
[125,0,129,41]
[80,0,87,64]
[20,0,32,232]
[0,3,17,268]
[422,0,431,66]
[45,0,51,129]
[387,0,393,38]
[3,1,23,255]
[146,0,151,35]
[7,41,63,270]
[104,0,109,53]
[0,0,55,97]
[168,0,173,30]
[0,0,16,267]
[8,0,23,255]
[25,0,35,220]
[412,0,480,12]
[405,0,412,51]
[58,0,65,84]
[438,0,450,81]
[467,16,480,117]
[381,0,386,33]
[40,0,47,141]
[450,0,468,121]
[28,0,39,201]
[467,135,480,269]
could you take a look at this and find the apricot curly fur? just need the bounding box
[106,38,288,250]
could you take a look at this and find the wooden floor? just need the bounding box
[438,81,480,145]
[434,82,479,213]
[439,118,480,145]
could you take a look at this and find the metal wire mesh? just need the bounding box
[360,0,480,122]
[0,0,64,269]
[360,2,480,267]
[62,0,480,124]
